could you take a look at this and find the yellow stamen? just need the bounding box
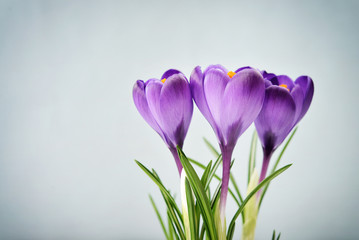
[227,71,236,78]
[161,78,166,83]
[279,84,289,91]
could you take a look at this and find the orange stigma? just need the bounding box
[227,71,236,78]
[279,84,289,91]
[161,78,166,83]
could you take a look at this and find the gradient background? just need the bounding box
[1,0,358,239]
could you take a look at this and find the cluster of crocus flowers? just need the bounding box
[133,64,314,239]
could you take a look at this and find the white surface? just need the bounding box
[0,0,358,239]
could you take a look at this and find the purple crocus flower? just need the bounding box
[133,69,193,174]
[190,65,265,221]
[255,71,314,183]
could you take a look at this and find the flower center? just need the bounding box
[279,84,289,91]
[161,78,166,83]
[227,71,236,78]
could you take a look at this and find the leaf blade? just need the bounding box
[177,147,218,240]
[149,195,169,239]
[248,130,258,184]
[203,137,220,157]
[227,164,292,236]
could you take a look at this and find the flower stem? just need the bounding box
[170,147,183,176]
[257,150,273,199]
[219,146,233,229]
[259,151,272,183]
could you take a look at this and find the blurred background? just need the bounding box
[1,0,358,239]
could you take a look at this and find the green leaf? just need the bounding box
[258,127,298,208]
[272,230,276,240]
[227,222,235,240]
[201,160,213,186]
[185,178,197,240]
[207,155,222,190]
[189,157,242,212]
[177,147,218,240]
[151,170,184,225]
[168,211,180,240]
[230,174,243,204]
[168,212,174,240]
[189,157,218,189]
[228,172,244,226]
[227,164,292,237]
[248,130,258,184]
[277,232,281,240]
[149,195,169,239]
[210,181,222,209]
[203,137,220,157]
[189,157,240,205]
[135,160,185,239]
[135,161,182,218]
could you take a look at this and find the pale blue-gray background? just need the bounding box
[0,0,358,239]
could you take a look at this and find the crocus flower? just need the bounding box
[190,65,265,229]
[255,72,314,183]
[133,69,193,174]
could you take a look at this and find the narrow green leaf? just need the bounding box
[189,156,244,234]
[195,203,201,238]
[135,160,182,219]
[199,181,222,240]
[167,211,174,240]
[164,193,185,240]
[230,173,245,224]
[248,130,258,184]
[135,160,185,239]
[188,157,218,191]
[258,127,298,208]
[277,232,281,240]
[177,147,218,240]
[199,227,205,240]
[168,211,180,240]
[206,155,222,190]
[227,164,292,236]
[229,174,244,204]
[149,195,169,239]
[185,178,197,240]
[203,137,220,157]
[210,181,222,209]
[272,230,276,240]
[152,170,185,237]
[227,222,235,240]
[189,157,242,215]
[201,160,213,186]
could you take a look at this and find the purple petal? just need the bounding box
[262,71,278,83]
[277,75,295,91]
[255,86,296,152]
[220,69,265,147]
[145,79,164,128]
[161,69,182,80]
[265,79,273,88]
[190,66,217,129]
[268,76,279,86]
[159,73,193,148]
[295,76,314,123]
[290,85,304,123]
[234,66,252,73]
[203,69,229,138]
[203,64,228,76]
[133,80,165,139]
